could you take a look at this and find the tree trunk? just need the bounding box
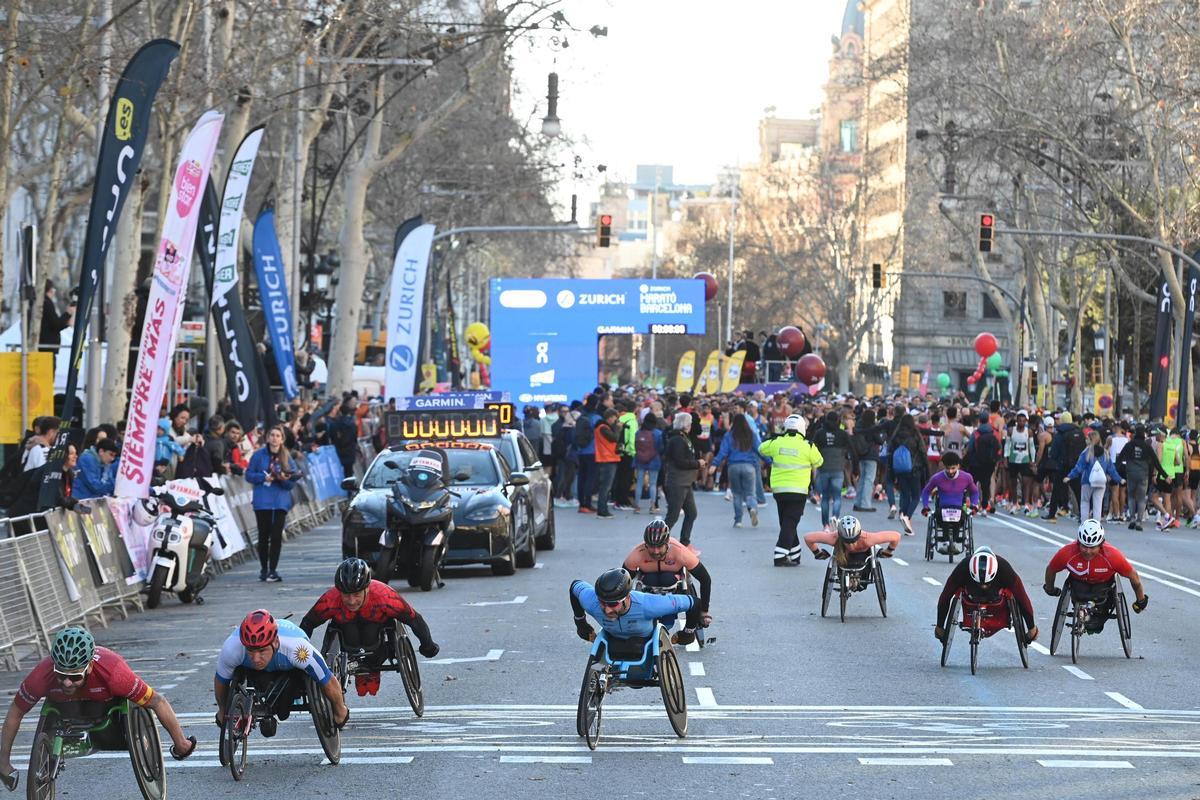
[326,162,371,393]
[100,179,144,423]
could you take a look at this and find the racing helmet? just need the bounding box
[51,627,94,672]
[783,414,808,435]
[131,497,159,527]
[594,568,632,603]
[239,609,278,648]
[1077,519,1105,547]
[643,518,671,548]
[836,515,862,543]
[334,557,372,594]
[968,548,999,584]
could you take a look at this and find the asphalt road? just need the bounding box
[4,492,1200,800]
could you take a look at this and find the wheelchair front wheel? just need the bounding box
[1050,588,1071,655]
[579,665,604,750]
[820,561,834,618]
[1070,607,1084,664]
[1010,596,1029,669]
[223,691,250,781]
[125,704,165,800]
[575,656,597,738]
[305,677,341,766]
[658,643,688,738]
[969,610,981,675]
[924,519,935,561]
[838,569,849,623]
[322,629,348,694]
[873,557,887,618]
[1116,591,1133,659]
[26,718,55,800]
[396,630,425,717]
[940,595,958,668]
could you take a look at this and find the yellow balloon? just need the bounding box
[466,322,491,365]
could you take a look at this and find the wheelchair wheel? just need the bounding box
[940,596,959,667]
[223,691,250,781]
[1070,607,1084,664]
[820,561,834,618]
[924,518,935,561]
[322,628,348,693]
[1010,596,1029,669]
[873,557,887,618]
[576,655,598,738]
[969,609,981,676]
[1116,590,1133,659]
[838,569,849,623]
[578,664,605,750]
[395,629,425,717]
[964,518,975,558]
[305,677,341,766]
[124,704,165,800]
[1050,588,1071,655]
[657,631,687,738]
[26,718,55,800]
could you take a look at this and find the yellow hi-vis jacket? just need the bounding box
[758,433,823,493]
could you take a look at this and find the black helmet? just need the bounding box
[334,557,371,593]
[594,568,632,603]
[643,518,670,548]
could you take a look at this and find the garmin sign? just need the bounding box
[490,278,706,403]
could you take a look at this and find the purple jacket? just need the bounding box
[921,470,981,510]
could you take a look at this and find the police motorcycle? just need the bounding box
[135,482,225,608]
[376,449,454,592]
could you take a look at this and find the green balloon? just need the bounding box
[986,352,1003,371]
[937,372,951,389]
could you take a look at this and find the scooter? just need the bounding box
[376,452,454,591]
[138,484,225,609]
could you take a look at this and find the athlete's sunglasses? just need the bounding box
[53,670,87,684]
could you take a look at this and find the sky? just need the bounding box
[513,0,850,192]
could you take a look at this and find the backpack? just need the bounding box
[892,443,913,474]
[969,431,998,465]
[1062,428,1087,467]
[634,428,658,464]
[573,415,595,448]
[1088,458,1108,487]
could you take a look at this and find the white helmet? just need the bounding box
[836,515,862,543]
[968,547,998,584]
[784,414,808,435]
[1077,519,1105,547]
[131,497,160,527]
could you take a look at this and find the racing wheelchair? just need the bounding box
[575,624,687,750]
[16,699,164,800]
[1049,577,1133,664]
[631,569,714,648]
[819,546,887,622]
[939,592,1030,674]
[321,620,424,716]
[218,668,340,781]
[924,501,974,563]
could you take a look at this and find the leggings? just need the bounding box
[255,509,288,573]
[1080,483,1106,522]
[1126,474,1148,522]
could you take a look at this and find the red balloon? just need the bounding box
[796,353,826,386]
[777,326,807,358]
[974,332,999,358]
[694,272,718,302]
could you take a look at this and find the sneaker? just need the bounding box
[554,500,573,508]
[1133,523,1143,531]
[900,515,913,535]
[260,717,278,738]
[733,522,744,528]
[650,506,662,515]
[355,674,371,697]
[259,570,267,582]
[596,512,615,520]
[1128,521,1137,530]
[749,508,759,527]
[887,506,897,520]
[724,489,733,501]
[578,507,595,514]
[774,557,798,567]
[267,572,282,583]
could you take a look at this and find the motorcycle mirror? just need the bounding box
[384,459,400,470]
[341,477,358,491]
[207,486,225,496]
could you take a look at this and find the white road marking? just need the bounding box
[1037,759,1134,769]
[465,596,528,606]
[1029,642,1051,656]
[685,640,700,653]
[696,687,718,707]
[689,662,706,677]
[501,755,591,764]
[892,557,909,566]
[427,649,504,665]
[683,756,774,765]
[922,577,941,586]
[1105,692,1144,710]
[859,757,953,766]
[1062,665,1094,681]
[158,683,177,690]
[533,563,545,569]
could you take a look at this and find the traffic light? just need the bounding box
[597,213,612,248]
[871,263,884,289]
[979,213,995,253]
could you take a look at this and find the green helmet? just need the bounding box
[51,627,95,672]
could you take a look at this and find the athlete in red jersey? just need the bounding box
[0,628,195,788]
[1044,519,1148,633]
[300,558,440,696]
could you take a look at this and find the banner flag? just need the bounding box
[697,350,720,393]
[674,350,696,392]
[385,220,435,401]
[215,126,263,304]
[1177,261,1199,425]
[197,176,267,430]
[252,208,299,399]
[1149,277,1173,421]
[720,350,746,393]
[1093,383,1114,418]
[115,109,225,498]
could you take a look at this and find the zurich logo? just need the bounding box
[556,289,575,308]
[389,345,415,372]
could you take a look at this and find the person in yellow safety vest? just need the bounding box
[759,414,824,566]
[614,402,640,509]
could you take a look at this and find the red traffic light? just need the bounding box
[980,214,994,227]
[600,214,613,225]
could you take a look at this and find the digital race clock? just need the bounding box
[385,402,516,445]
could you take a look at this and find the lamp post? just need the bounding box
[541,72,561,138]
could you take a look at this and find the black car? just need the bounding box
[342,441,539,576]
[476,429,555,551]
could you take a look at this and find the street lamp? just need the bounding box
[541,72,561,137]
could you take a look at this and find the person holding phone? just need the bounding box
[246,425,300,583]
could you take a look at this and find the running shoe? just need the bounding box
[749,508,759,527]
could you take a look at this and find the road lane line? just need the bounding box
[501,755,591,764]
[1062,665,1093,681]
[428,649,504,665]
[683,756,773,765]
[1037,759,1133,769]
[685,640,700,652]
[922,577,941,586]
[892,557,909,566]
[158,684,177,690]
[696,687,718,707]
[466,596,528,606]
[533,563,544,569]
[1105,692,1144,710]
[689,662,706,677]
[859,757,953,766]
[1029,642,1051,656]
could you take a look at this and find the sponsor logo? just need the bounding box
[295,645,310,663]
[158,239,186,288]
[529,369,555,387]
[597,325,635,334]
[556,289,575,308]
[535,341,549,364]
[230,158,253,177]
[390,345,416,372]
[519,393,533,403]
[579,293,625,305]
[174,159,204,218]
[114,98,134,141]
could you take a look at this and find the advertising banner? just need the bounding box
[1149,278,1173,421]
[674,350,696,393]
[252,208,299,399]
[394,391,509,411]
[721,350,746,393]
[1178,262,1199,424]
[0,352,52,443]
[116,110,224,498]
[697,350,720,394]
[386,220,435,401]
[1167,389,1181,428]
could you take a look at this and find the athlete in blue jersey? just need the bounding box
[214,609,348,738]
[570,568,701,645]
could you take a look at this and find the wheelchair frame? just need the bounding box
[939,592,1029,674]
[924,503,975,563]
[632,569,713,648]
[1049,577,1133,664]
[819,545,888,622]
[321,620,424,716]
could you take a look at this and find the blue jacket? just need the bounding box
[712,428,763,468]
[246,448,297,511]
[1066,449,1123,485]
[74,449,116,499]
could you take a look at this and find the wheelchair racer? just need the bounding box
[804,515,901,561]
[214,610,348,738]
[0,628,196,789]
[1043,520,1149,633]
[571,568,703,648]
[935,546,1038,643]
[300,558,441,696]
[920,452,981,554]
[622,519,712,630]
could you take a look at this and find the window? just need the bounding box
[982,292,1003,319]
[943,291,967,320]
[840,119,859,153]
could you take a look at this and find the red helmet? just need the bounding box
[239,609,277,648]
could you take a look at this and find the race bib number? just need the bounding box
[941,508,962,522]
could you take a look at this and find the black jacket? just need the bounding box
[663,429,700,486]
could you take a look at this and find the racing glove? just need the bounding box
[574,618,595,641]
[1043,583,1060,597]
[921,507,930,517]
[170,736,198,761]
[419,641,441,659]
[1132,594,1149,613]
[1,767,17,792]
[813,549,831,560]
